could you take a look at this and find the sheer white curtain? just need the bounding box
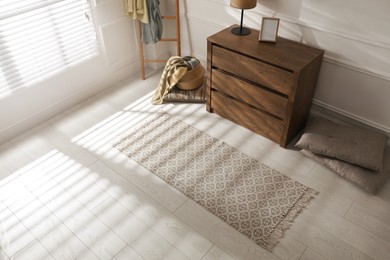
[0,0,99,98]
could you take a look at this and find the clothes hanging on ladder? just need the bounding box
[141,0,163,44]
[124,0,149,24]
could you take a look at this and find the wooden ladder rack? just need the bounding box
[137,0,181,80]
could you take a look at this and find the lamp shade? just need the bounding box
[230,0,257,9]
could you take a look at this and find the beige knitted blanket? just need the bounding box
[152,56,188,105]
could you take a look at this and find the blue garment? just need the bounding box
[141,0,162,44]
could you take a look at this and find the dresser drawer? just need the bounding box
[211,90,284,143]
[212,69,288,119]
[212,45,294,95]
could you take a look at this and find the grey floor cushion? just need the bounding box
[296,117,388,171]
[301,149,390,194]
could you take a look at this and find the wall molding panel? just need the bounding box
[185,14,224,29]
[181,0,390,134]
[323,55,390,82]
[93,0,115,8]
[312,100,390,136]
[184,6,390,82]
[264,12,390,50]
[186,0,389,50]
[100,18,138,71]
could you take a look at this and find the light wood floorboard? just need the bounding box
[1,73,390,260]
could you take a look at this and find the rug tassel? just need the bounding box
[263,188,318,251]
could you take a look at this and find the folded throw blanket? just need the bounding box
[152,56,188,104]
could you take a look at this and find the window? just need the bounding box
[0,0,99,98]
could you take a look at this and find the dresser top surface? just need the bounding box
[208,25,324,71]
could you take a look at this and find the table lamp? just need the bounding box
[230,0,257,35]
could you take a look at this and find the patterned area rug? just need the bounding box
[113,113,317,251]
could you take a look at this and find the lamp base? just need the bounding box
[231,26,251,36]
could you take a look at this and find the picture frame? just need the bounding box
[259,17,280,43]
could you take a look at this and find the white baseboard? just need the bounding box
[311,100,390,145]
[0,62,140,144]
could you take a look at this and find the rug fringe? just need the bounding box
[262,188,318,251]
[112,112,319,252]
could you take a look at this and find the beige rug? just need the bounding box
[113,113,317,251]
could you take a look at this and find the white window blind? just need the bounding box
[0,0,99,98]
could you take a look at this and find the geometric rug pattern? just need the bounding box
[113,113,317,251]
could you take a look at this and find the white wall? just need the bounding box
[1,0,389,144]
[0,0,151,144]
[177,0,390,135]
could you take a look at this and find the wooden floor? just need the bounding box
[1,72,390,260]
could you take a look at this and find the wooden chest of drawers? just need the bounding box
[206,25,324,147]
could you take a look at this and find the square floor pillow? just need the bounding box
[296,117,388,171]
[163,84,206,103]
[301,148,390,194]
